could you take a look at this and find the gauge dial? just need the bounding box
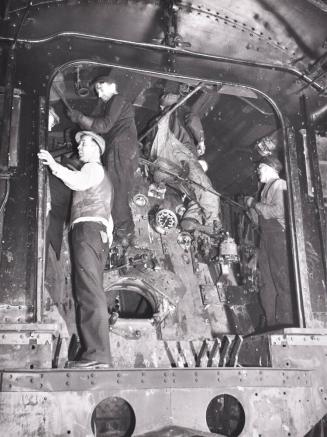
[155,209,178,233]
[133,193,149,207]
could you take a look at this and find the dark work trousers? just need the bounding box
[105,139,138,235]
[258,218,295,328]
[71,222,111,364]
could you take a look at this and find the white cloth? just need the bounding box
[150,115,171,161]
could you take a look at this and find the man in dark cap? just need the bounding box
[67,76,138,246]
[246,155,295,329]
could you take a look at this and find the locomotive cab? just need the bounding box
[41,62,300,369]
[1,1,327,435]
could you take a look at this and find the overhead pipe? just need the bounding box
[306,0,327,13]
[237,96,274,116]
[138,82,204,142]
[310,102,327,123]
[0,31,325,92]
[1,0,326,94]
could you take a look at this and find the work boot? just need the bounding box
[65,359,110,369]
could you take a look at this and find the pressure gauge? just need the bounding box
[155,209,178,234]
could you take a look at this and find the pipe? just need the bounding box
[6,0,64,14]
[50,144,73,158]
[0,179,10,214]
[138,82,204,142]
[296,69,327,94]
[139,156,246,211]
[52,82,73,112]
[310,102,327,123]
[306,0,327,13]
[237,96,274,116]
[12,1,32,49]
[0,31,324,92]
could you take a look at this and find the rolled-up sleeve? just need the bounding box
[52,162,104,191]
[90,96,126,134]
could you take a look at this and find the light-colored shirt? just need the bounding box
[51,161,113,244]
[150,114,171,161]
[52,161,103,191]
[254,178,287,228]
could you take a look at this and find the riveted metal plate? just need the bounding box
[0,367,312,392]
[271,334,327,346]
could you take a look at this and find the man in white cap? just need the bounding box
[67,76,138,247]
[246,156,295,329]
[38,131,113,368]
